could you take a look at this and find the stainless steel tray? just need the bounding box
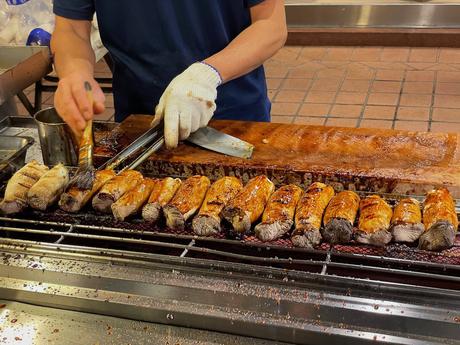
[0,135,34,181]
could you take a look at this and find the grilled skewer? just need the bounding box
[291,182,334,248]
[163,175,211,230]
[0,160,49,215]
[112,178,157,221]
[255,184,303,242]
[222,175,275,236]
[59,170,116,213]
[142,177,182,223]
[390,198,424,243]
[192,176,243,236]
[321,190,360,244]
[27,163,69,211]
[419,188,458,251]
[92,170,143,213]
[356,195,393,246]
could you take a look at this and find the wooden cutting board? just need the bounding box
[95,115,460,197]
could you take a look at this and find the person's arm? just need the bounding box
[51,16,105,136]
[157,0,286,149]
[205,0,287,83]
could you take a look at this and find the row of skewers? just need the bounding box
[0,160,458,251]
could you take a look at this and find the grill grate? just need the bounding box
[0,207,459,291]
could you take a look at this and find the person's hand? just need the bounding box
[153,62,222,149]
[54,73,105,138]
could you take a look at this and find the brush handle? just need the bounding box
[78,82,95,168]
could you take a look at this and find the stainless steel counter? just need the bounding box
[0,300,282,345]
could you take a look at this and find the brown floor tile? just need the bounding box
[298,103,331,117]
[363,106,396,120]
[274,90,306,103]
[402,81,434,94]
[380,47,410,62]
[305,91,336,104]
[268,90,277,101]
[266,78,283,90]
[299,47,327,60]
[341,80,371,93]
[271,102,300,116]
[435,82,460,95]
[265,65,289,78]
[359,119,393,129]
[294,117,326,125]
[323,47,354,61]
[396,107,430,121]
[439,48,460,63]
[316,68,346,79]
[430,122,460,133]
[351,47,382,62]
[434,94,460,108]
[432,108,460,122]
[335,92,367,105]
[287,66,318,79]
[400,94,432,107]
[367,93,399,106]
[310,79,341,92]
[345,65,375,80]
[271,115,294,124]
[325,118,358,128]
[424,63,458,72]
[408,48,439,63]
[372,81,402,93]
[405,70,435,82]
[394,120,429,132]
[272,48,301,63]
[437,71,460,83]
[329,104,362,118]
[282,78,312,90]
[375,69,405,81]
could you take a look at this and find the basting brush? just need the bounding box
[68,81,96,190]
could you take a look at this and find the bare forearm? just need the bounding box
[205,0,287,83]
[51,20,95,78]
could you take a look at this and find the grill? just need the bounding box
[1,189,459,291]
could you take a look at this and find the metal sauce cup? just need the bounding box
[34,107,78,166]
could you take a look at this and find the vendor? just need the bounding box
[51,1,287,148]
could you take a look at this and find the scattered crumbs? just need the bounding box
[0,304,5,309]
[10,319,17,323]
[14,337,22,341]
[52,329,59,333]
[262,138,269,144]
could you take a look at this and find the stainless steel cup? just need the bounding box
[34,107,78,166]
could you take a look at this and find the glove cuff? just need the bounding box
[187,62,222,88]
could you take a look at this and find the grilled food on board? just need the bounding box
[142,177,182,222]
[419,188,458,251]
[255,184,303,242]
[163,175,211,230]
[192,176,243,236]
[321,190,360,245]
[92,170,143,213]
[222,175,275,236]
[112,178,157,221]
[356,195,393,247]
[291,182,334,248]
[0,160,49,215]
[27,163,69,211]
[59,170,116,213]
[390,198,424,243]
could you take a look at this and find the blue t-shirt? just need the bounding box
[53,0,271,122]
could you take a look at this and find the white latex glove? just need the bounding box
[154,62,222,149]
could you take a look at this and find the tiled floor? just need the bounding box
[15,46,460,133]
[267,46,460,133]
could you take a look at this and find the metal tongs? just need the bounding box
[98,120,165,173]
